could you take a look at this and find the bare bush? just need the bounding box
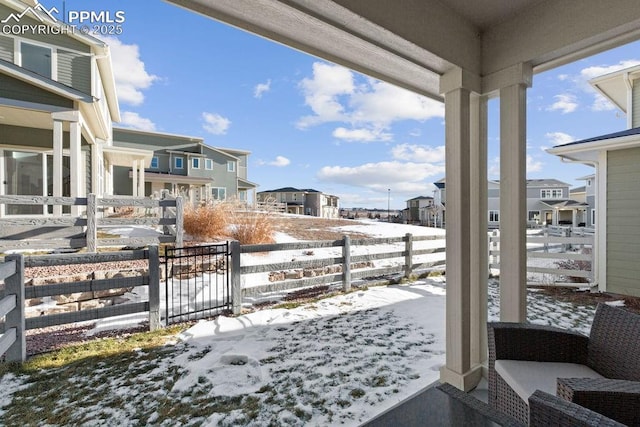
[555,247,592,283]
[183,198,274,245]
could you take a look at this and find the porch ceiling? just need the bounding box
[165,0,640,98]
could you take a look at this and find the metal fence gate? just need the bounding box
[163,243,231,324]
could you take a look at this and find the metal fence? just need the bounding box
[163,243,231,324]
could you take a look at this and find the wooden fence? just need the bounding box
[489,231,594,286]
[0,248,161,362]
[0,194,183,252]
[231,233,447,314]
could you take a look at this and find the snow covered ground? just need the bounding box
[0,219,614,426]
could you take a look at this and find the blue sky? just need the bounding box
[43,1,639,209]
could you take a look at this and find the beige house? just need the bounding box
[257,187,339,218]
[549,65,640,298]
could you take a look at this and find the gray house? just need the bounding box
[404,195,435,225]
[0,0,150,220]
[434,178,587,228]
[257,187,339,218]
[548,64,640,298]
[112,128,257,205]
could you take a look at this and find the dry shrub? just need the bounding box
[226,201,275,245]
[183,202,229,239]
[183,199,275,244]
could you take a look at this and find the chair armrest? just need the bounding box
[557,377,640,426]
[529,390,625,427]
[488,322,589,364]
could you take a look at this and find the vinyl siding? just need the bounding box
[0,35,12,62]
[0,124,70,148]
[633,84,640,128]
[57,49,91,94]
[0,73,74,108]
[606,148,640,297]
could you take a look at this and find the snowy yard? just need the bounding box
[0,219,611,426]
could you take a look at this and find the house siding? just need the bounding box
[0,35,12,62]
[633,84,640,127]
[57,49,92,94]
[0,73,74,108]
[0,124,70,148]
[606,148,640,297]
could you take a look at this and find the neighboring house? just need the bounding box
[339,208,399,220]
[112,128,257,206]
[0,0,151,222]
[570,174,596,227]
[404,196,434,225]
[548,64,640,297]
[434,178,587,228]
[257,187,339,218]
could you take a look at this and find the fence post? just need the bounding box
[230,240,242,315]
[5,254,25,362]
[148,245,161,331]
[87,194,97,253]
[342,235,351,292]
[175,196,184,248]
[404,233,413,278]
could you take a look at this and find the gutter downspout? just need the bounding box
[623,72,633,129]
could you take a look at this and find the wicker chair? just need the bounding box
[488,303,640,426]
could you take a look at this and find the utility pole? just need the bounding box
[387,189,391,222]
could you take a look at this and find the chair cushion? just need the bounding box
[495,360,604,403]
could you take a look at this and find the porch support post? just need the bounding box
[132,160,139,197]
[69,120,81,217]
[470,93,488,370]
[52,118,63,216]
[438,67,483,391]
[498,63,532,322]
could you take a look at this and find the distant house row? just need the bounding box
[404,177,595,229]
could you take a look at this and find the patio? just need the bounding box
[163,0,640,422]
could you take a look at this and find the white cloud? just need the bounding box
[591,93,616,112]
[202,112,231,135]
[119,111,156,131]
[579,60,640,81]
[391,144,445,163]
[332,127,392,142]
[297,62,443,138]
[547,94,578,114]
[317,161,444,193]
[269,156,290,167]
[527,155,543,173]
[254,80,271,98]
[545,132,575,146]
[102,36,158,106]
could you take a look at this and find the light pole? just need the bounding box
[387,189,391,222]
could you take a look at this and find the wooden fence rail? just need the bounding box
[0,248,161,362]
[233,233,447,314]
[0,194,183,252]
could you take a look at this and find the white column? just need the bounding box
[69,120,82,217]
[52,119,64,216]
[499,72,530,322]
[439,67,483,391]
[0,150,5,217]
[138,161,145,197]
[470,94,488,370]
[132,160,138,197]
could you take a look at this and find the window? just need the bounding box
[528,210,540,222]
[175,157,184,169]
[192,158,200,169]
[150,157,159,169]
[205,159,213,170]
[211,187,226,200]
[489,210,500,222]
[541,189,563,199]
[591,209,596,226]
[21,42,52,79]
[227,161,236,172]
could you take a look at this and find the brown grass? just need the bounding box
[183,202,229,239]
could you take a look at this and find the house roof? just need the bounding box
[539,200,588,209]
[570,186,586,193]
[260,187,321,193]
[407,196,434,201]
[589,64,640,113]
[547,127,640,162]
[237,177,258,189]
